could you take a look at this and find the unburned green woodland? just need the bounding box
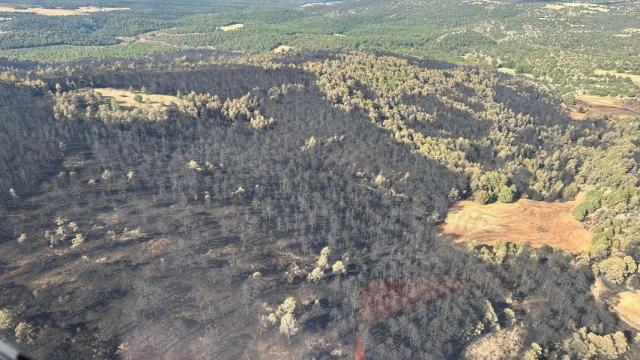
[0,0,639,97]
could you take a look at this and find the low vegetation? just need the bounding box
[0,5,129,17]
[0,0,638,99]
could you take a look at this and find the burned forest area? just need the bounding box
[1,51,639,360]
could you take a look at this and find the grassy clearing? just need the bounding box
[439,197,592,253]
[543,3,609,13]
[94,87,183,110]
[613,291,640,330]
[568,95,640,120]
[595,69,640,86]
[219,23,244,32]
[0,5,129,16]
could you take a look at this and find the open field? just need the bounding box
[439,198,592,253]
[94,87,183,110]
[613,28,640,38]
[219,23,244,32]
[544,2,609,13]
[612,291,640,330]
[568,95,640,120]
[615,28,640,38]
[595,69,640,86]
[0,5,129,16]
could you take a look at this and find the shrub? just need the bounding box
[301,136,317,151]
[249,111,274,129]
[573,192,602,221]
[72,233,85,248]
[332,261,346,274]
[271,297,299,337]
[101,169,113,181]
[110,98,120,111]
[573,205,588,221]
[67,222,79,232]
[279,313,299,337]
[133,94,143,103]
[523,343,543,360]
[15,322,34,344]
[497,184,517,203]
[475,190,494,205]
[186,160,200,171]
[266,312,278,326]
[592,256,637,284]
[307,267,324,282]
[317,246,331,268]
[592,232,610,248]
[563,328,629,359]
[0,309,14,330]
[285,262,304,283]
[277,297,296,316]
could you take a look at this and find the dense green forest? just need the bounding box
[0,0,639,97]
[1,50,639,359]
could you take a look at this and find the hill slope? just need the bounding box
[0,52,638,359]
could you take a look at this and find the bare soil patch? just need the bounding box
[439,198,592,253]
[614,28,640,38]
[612,291,640,330]
[595,69,640,86]
[544,2,608,13]
[219,23,244,32]
[0,5,129,16]
[568,95,640,120]
[94,87,183,110]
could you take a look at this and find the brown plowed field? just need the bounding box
[439,198,592,253]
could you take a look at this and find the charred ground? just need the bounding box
[0,52,639,359]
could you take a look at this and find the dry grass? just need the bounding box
[568,95,640,120]
[94,87,183,110]
[439,197,592,253]
[614,27,640,38]
[219,23,244,32]
[577,95,621,107]
[595,69,640,86]
[613,291,640,330]
[544,3,608,13]
[272,45,295,54]
[496,67,516,75]
[0,5,129,16]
